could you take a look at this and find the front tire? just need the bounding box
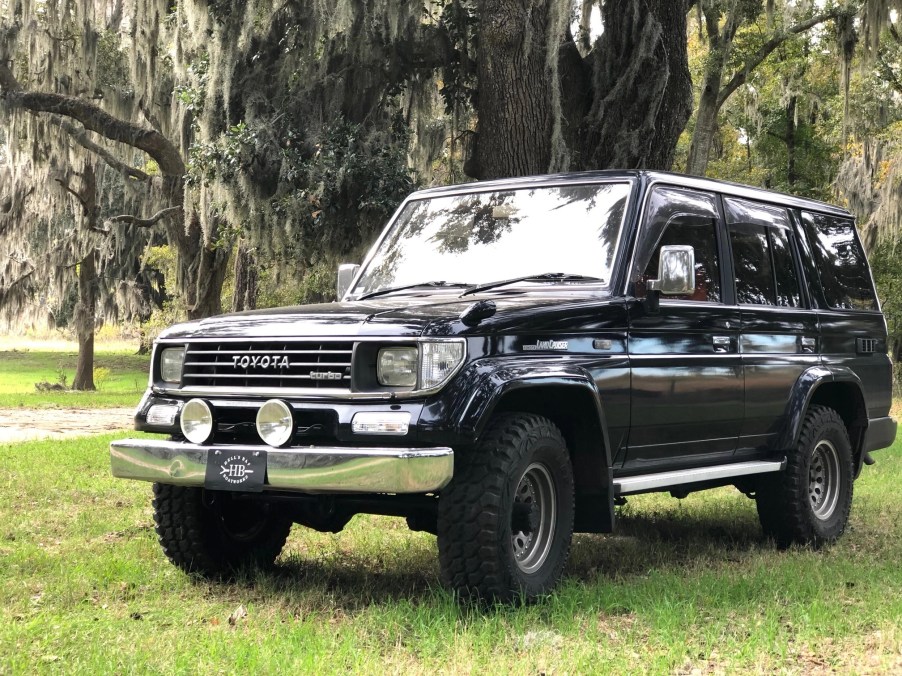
[756,405,854,548]
[437,413,575,602]
[152,484,292,577]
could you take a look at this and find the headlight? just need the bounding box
[160,347,186,384]
[180,398,214,444]
[420,341,465,389]
[256,399,295,447]
[377,347,417,387]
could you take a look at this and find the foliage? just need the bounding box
[271,116,415,259]
[3,0,902,325]
[92,365,111,390]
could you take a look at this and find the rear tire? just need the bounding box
[756,405,853,548]
[152,484,292,577]
[437,413,575,603]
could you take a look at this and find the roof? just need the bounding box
[410,170,851,218]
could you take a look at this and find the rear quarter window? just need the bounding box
[800,211,878,311]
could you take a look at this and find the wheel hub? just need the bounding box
[808,440,841,520]
[510,463,556,574]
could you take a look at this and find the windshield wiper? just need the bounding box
[460,272,604,297]
[357,281,471,301]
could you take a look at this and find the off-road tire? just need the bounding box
[437,413,575,603]
[152,483,292,577]
[756,405,854,548]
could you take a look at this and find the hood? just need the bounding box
[157,290,619,340]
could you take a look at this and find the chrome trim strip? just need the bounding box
[110,439,454,494]
[153,385,396,399]
[187,349,353,355]
[614,459,785,496]
[181,373,352,380]
[156,336,420,344]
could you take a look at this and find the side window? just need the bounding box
[730,224,775,305]
[801,212,878,311]
[633,187,721,302]
[725,198,801,307]
[770,227,802,307]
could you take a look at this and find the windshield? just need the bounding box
[350,182,632,297]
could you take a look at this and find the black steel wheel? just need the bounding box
[756,405,854,548]
[437,413,575,602]
[152,484,292,577]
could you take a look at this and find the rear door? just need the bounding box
[724,197,819,454]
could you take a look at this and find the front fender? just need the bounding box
[425,357,612,467]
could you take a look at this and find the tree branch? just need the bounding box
[52,116,151,181]
[717,10,841,108]
[105,205,182,228]
[53,176,88,210]
[0,63,185,176]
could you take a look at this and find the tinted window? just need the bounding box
[770,227,801,307]
[634,187,721,302]
[801,212,878,310]
[730,224,775,305]
[725,198,801,307]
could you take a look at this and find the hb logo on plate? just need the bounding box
[219,455,255,485]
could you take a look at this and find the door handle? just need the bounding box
[800,337,816,353]
[713,336,731,352]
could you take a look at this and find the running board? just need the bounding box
[614,459,786,496]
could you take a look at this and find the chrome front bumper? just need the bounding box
[109,439,454,494]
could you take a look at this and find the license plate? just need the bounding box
[204,449,266,492]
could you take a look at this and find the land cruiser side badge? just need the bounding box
[523,340,568,351]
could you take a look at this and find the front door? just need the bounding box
[625,186,743,473]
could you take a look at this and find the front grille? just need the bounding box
[181,341,353,389]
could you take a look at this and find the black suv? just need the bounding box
[111,171,896,601]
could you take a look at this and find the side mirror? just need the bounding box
[336,263,360,300]
[647,245,695,296]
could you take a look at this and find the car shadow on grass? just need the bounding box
[201,495,784,609]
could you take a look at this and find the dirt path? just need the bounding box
[0,407,134,443]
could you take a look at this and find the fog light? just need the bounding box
[256,399,294,447]
[351,411,411,435]
[146,404,179,426]
[180,399,214,444]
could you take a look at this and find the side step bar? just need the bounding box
[614,459,785,496]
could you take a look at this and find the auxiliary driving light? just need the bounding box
[180,398,214,444]
[351,411,411,435]
[256,399,295,447]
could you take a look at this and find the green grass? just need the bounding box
[0,350,148,408]
[2,433,901,673]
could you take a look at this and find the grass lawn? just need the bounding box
[2,432,900,673]
[0,349,148,409]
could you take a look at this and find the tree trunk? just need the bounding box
[579,0,693,170]
[72,249,97,391]
[786,95,797,187]
[169,213,230,321]
[686,72,723,176]
[470,0,560,179]
[685,4,741,177]
[232,240,258,313]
